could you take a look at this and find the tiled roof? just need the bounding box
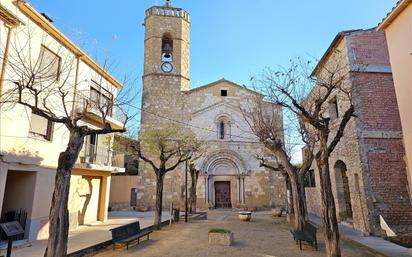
[377,0,412,30]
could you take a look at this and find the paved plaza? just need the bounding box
[94,210,386,257]
[0,211,170,257]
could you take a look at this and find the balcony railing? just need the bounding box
[73,89,127,128]
[74,90,113,117]
[78,143,124,169]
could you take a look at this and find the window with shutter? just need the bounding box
[29,113,54,141]
[38,45,61,81]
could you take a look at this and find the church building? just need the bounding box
[137,1,286,211]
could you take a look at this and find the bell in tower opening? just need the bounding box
[161,34,173,62]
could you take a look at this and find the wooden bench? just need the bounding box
[290,221,318,250]
[110,221,153,250]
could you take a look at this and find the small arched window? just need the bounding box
[219,121,225,139]
[161,34,173,62]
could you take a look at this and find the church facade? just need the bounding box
[137,2,286,211]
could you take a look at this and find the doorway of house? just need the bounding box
[215,181,231,208]
[1,170,36,240]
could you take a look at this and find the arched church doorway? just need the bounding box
[334,160,353,220]
[215,181,231,208]
[201,150,249,209]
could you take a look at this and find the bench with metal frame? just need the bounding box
[290,221,318,250]
[110,221,152,250]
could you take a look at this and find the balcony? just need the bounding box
[74,89,125,130]
[77,143,125,173]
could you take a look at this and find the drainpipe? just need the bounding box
[0,24,13,96]
[70,55,81,119]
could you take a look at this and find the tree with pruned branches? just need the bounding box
[242,94,314,232]
[136,125,204,229]
[0,26,135,257]
[245,54,356,257]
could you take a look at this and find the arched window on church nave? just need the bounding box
[161,33,173,62]
[216,116,231,140]
[219,121,225,139]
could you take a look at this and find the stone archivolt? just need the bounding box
[201,150,249,176]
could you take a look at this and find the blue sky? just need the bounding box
[27,0,397,161]
[29,0,396,89]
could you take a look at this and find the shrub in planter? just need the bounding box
[208,228,233,246]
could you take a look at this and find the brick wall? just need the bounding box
[364,138,412,226]
[350,30,391,66]
[305,29,412,236]
[349,30,412,233]
[352,74,402,131]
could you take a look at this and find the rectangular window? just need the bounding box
[38,45,61,81]
[29,113,54,141]
[89,87,100,111]
[221,89,228,97]
[328,97,339,120]
[100,89,113,116]
[304,169,316,188]
[89,81,113,116]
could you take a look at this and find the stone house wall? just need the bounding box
[305,29,412,236]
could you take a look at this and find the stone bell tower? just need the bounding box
[137,1,191,210]
[141,0,190,129]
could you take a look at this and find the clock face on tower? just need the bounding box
[161,62,173,73]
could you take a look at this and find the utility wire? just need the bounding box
[0,103,262,142]
[124,103,261,142]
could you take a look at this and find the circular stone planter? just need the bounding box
[272,208,283,217]
[238,211,252,221]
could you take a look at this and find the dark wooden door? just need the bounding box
[215,181,231,208]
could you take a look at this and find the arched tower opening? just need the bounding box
[161,33,173,62]
[334,160,353,220]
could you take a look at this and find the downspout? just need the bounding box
[70,55,81,119]
[0,25,13,95]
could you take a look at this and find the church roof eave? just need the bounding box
[186,78,264,97]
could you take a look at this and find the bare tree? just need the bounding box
[242,97,315,231]
[0,27,134,257]
[247,55,355,257]
[136,125,203,229]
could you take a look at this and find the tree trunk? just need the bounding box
[44,129,86,257]
[288,170,307,230]
[285,175,294,215]
[277,151,307,230]
[189,170,199,214]
[154,171,165,230]
[317,134,341,257]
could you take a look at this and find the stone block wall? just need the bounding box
[305,29,412,236]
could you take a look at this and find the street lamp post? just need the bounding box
[185,160,188,222]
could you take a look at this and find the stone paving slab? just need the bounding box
[94,210,387,257]
[309,214,412,257]
[0,211,170,257]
